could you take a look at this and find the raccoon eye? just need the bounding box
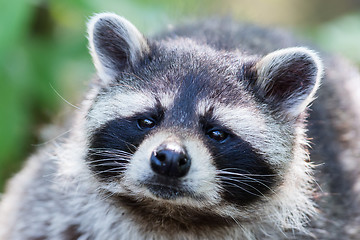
[207,130,229,142]
[137,118,156,130]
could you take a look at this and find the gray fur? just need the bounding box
[1,13,360,240]
[88,13,150,83]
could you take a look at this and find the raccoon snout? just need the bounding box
[150,142,191,178]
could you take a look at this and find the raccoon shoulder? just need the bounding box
[308,54,360,238]
[0,145,58,239]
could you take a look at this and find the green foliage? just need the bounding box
[0,0,359,191]
[0,0,202,191]
[307,13,360,64]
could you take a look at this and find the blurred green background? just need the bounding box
[1,0,360,192]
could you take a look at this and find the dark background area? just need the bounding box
[1,0,360,191]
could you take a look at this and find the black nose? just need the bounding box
[150,142,191,178]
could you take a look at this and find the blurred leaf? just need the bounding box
[0,50,32,191]
[0,0,34,56]
[308,13,360,65]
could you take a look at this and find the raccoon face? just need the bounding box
[84,13,322,225]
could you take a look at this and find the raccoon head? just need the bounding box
[84,13,322,232]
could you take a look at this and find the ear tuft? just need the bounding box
[252,47,323,119]
[87,13,150,83]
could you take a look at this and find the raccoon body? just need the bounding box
[1,13,360,240]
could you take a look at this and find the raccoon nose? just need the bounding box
[150,143,191,178]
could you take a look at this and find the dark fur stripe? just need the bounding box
[87,107,163,180]
[204,134,276,205]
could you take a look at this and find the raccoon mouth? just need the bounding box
[144,177,190,200]
[146,184,185,200]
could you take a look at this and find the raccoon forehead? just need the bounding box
[86,90,175,131]
[198,99,266,129]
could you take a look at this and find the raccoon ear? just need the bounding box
[251,47,323,119]
[87,13,150,83]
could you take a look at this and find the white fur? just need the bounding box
[86,90,156,131]
[87,90,176,132]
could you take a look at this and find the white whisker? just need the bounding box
[49,83,80,110]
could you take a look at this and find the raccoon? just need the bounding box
[1,12,360,240]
